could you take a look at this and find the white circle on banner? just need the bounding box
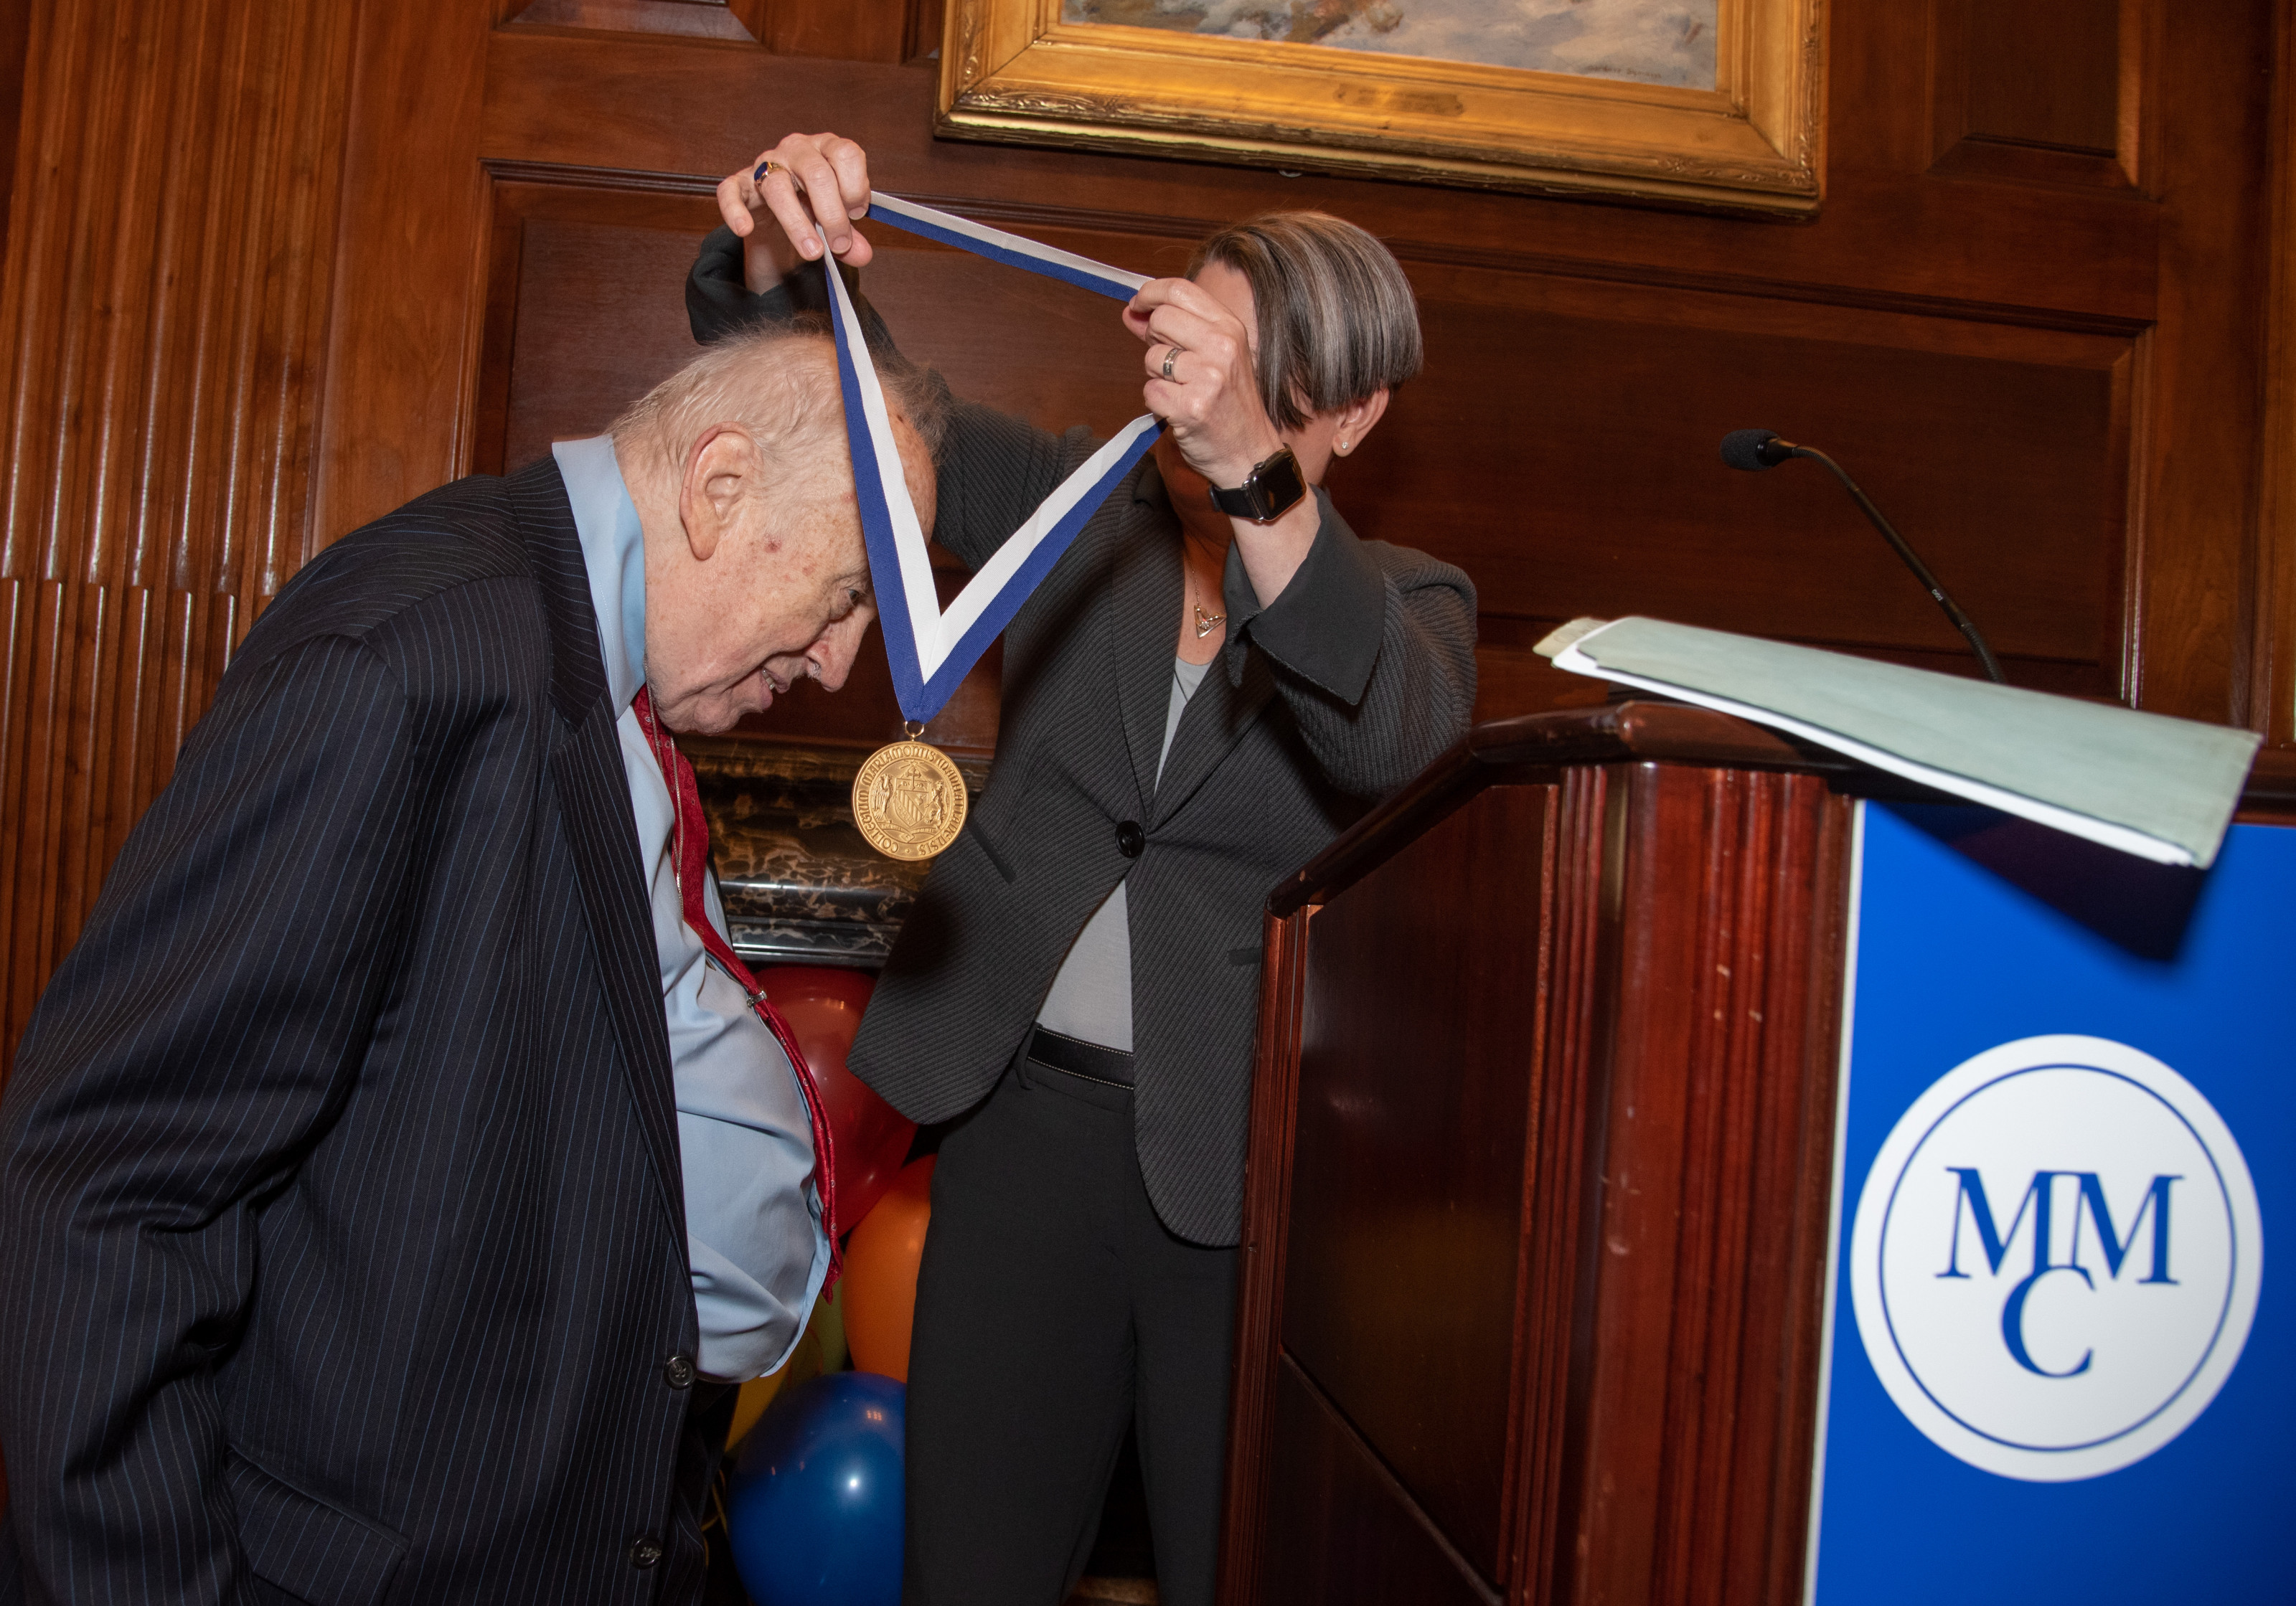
[1849,1034,2262,1480]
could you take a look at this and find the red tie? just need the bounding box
[631,688,843,1288]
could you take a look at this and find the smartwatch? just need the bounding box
[1209,446,1309,523]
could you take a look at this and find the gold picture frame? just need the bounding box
[938,0,1825,215]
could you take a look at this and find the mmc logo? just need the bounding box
[1939,1166,2177,1379]
[1850,1036,2262,1481]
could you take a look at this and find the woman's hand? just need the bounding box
[1126,278,1283,491]
[715,133,875,291]
[1129,275,1323,600]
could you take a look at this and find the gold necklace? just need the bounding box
[1187,570,1225,638]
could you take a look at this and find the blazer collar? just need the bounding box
[1109,458,1280,826]
[508,455,613,729]
[1153,644,1277,828]
[509,455,687,1240]
[1109,486,1183,817]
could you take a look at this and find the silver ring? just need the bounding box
[1161,344,1181,381]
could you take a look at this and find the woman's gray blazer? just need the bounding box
[690,238,1478,1246]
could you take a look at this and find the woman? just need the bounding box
[693,133,1477,1606]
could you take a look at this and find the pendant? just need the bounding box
[851,722,969,861]
[1194,603,1227,638]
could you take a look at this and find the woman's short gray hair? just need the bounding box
[1187,212,1422,433]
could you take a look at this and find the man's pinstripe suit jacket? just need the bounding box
[0,460,725,1605]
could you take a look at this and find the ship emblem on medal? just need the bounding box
[852,724,967,861]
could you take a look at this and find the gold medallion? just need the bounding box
[851,726,968,861]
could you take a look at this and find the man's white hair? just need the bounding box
[609,319,944,521]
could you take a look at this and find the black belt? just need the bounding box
[1025,1025,1135,1089]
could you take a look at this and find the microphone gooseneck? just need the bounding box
[1719,429,2008,685]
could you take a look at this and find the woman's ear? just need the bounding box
[1330,387,1392,456]
[676,424,761,561]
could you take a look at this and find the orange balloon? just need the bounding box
[842,1156,935,1384]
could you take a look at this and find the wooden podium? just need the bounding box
[1213,700,2291,1606]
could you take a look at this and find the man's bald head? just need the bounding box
[612,320,942,516]
[608,323,943,732]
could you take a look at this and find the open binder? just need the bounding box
[1537,615,2260,867]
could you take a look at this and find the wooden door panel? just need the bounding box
[1262,1359,1500,1606]
[493,202,718,471]
[1929,0,2134,189]
[1355,294,2127,675]
[1284,784,1549,1587]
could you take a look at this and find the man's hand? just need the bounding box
[715,133,875,293]
[1126,277,1284,490]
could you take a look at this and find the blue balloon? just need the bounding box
[726,1371,905,1606]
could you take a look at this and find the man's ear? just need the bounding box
[677,424,761,562]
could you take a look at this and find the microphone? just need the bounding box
[1720,429,2006,684]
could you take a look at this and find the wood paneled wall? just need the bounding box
[1,0,2292,1079]
[0,0,354,1076]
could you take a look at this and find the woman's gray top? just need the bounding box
[1034,654,1213,1052]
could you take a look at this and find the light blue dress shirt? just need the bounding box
[554,435,829,1382]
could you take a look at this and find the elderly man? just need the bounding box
[0,321,939,1605]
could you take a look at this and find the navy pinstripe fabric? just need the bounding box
[0,460,718,1604]
[687,238,1480,1247]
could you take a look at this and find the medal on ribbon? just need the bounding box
[822,193,1165,860]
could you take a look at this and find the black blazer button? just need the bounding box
[629,1534,664,1569]
[1116,820,1144,858]
[663,1353,695,1389]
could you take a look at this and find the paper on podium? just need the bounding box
[1535,616,2260,868]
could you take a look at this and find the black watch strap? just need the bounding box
[1209,445,1308,523]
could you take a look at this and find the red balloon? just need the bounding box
[758,965,916,1238]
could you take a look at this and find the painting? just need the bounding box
[938,0,1822,213]
[1060,0,1721,90]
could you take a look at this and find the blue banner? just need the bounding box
[1808,803,2291,1602]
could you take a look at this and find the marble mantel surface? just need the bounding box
[684,737,988,969]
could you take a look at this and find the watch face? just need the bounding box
[1214,447,1307,521]
[1258,449,1306,514]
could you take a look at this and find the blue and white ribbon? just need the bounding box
[822,192,1165,725]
